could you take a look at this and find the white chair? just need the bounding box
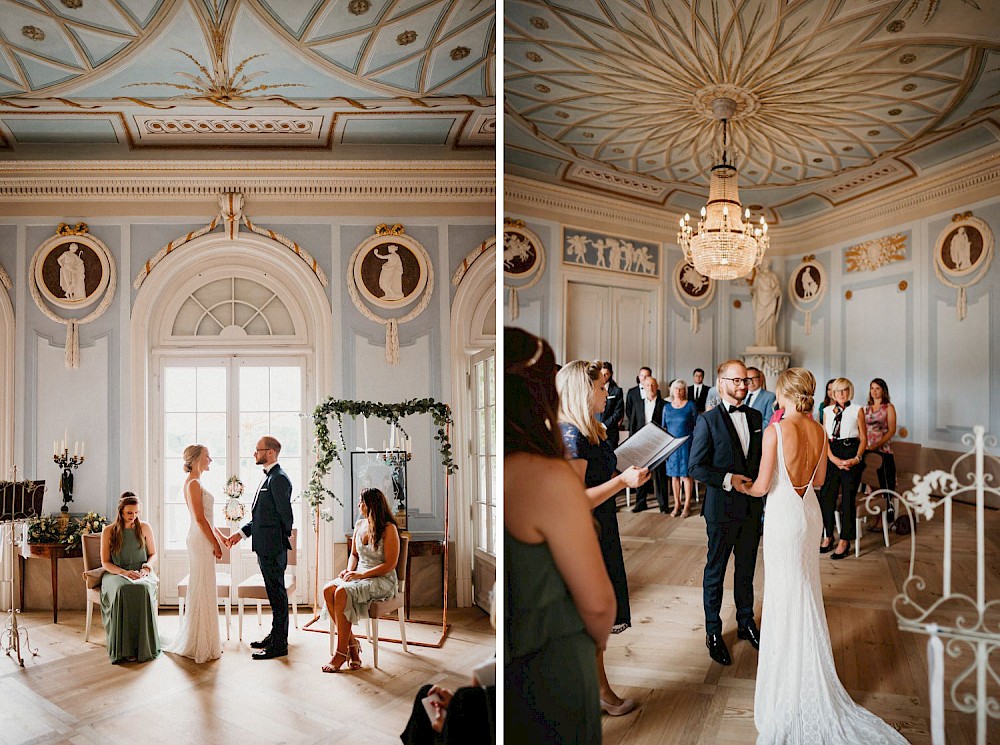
[330,534,409,668]
[81,532,104,642]
[237,528,298,641]
[178,526,232,640]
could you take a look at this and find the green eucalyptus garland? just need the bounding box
[304,397,456,521]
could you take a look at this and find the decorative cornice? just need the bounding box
[506,152,1000,254]
[0,160,496,201]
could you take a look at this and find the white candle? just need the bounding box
[74,441,79,456]
[81,441,84,457]
[364,417,369,451]
[390,423,396,451]
[53,440,58,457]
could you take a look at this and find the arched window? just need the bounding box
[131,234,332,602]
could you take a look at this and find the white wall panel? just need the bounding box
[790,315,826,382]
[36,334,109,515]
[565,281,610,362]
[844,284,907,412]
[671,311,714,384]
[935,294,989,429]
[353,331,433,515]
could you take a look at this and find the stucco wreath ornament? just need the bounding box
[347,224,434,365]
[29,223,117,369]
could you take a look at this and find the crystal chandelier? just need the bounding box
[677,98,769,280]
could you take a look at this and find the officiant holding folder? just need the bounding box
[626,378,668,513]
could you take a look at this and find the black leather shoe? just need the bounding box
[737,621,760,650]
[831,544,851,560]
[252,646,288,660]
[706,634,732,665]
[631,502,648,513]
[250,635,272,650]
[819,542,835,554]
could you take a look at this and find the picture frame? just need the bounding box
[350,233,429,310]
[32,232,113,311]
[350,451,408,530]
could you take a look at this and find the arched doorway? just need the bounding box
[450,239,496,609]
[130,233,333,603]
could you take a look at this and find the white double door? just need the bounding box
[155,355,308,605]
[564,281,656,382]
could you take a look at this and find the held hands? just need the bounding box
[224,532,243,549]
[620,466,651,489]
[427,686,454,733]
[732,475,753,494]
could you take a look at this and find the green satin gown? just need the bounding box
[100,529,161,663]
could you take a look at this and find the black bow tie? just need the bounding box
[728,405,750,414]
[262,468,269,475]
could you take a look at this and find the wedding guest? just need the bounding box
[401,592,497,744]
[864,378,898,531]
[819,378,866,559]
[505,328,615,743]
[597,361,625,448]
[100,493,160,664]
[557,358,649,717]
[662,379,698,517]
[688,368,710,413]
[322,487,400,672]
[816,378,836,423]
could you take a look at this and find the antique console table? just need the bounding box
[19,542,82,624]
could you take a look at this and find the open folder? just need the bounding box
[614,423,689,472]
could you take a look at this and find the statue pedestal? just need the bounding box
[742,348,791,384]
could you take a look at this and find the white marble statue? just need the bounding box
[949,227,972,270]
[749,258,782,347]
[58,243,86,300]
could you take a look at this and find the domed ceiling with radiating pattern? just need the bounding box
[504,0,1000,224]
[0,0,495,154]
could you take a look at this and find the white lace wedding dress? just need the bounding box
[755,424,909,744]
[164,481,223,663]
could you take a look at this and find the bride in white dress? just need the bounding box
[737,368,909,744]
[164,444,225,663]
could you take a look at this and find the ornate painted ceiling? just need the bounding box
[505,0,1000,224]
[0,0,495,154]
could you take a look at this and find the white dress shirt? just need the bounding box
[722,404,750,491]
[644,396,657,425]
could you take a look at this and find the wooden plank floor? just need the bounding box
[0,607,493,745]
[601,494,1000,744]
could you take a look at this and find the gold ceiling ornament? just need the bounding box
[125,25,305,104]
[376,223,405,236]
[57,222,89,236]
[844,233,907,273]
[678,97,769,281]
[504,217,525,228]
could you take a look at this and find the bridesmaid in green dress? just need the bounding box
[505,328,617,744]
[100,493,161,664]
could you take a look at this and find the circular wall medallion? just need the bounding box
[788,259,826,310]
[351,235,429,310]
[935,217,992,279]
[33,234,112,310]
[503,223,545,281]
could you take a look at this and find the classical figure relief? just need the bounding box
[57,243,87,300]
[373,245,405,301]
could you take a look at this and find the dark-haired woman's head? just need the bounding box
[504,327,564,459]
[868,378,891,406]
[358,487,397,546]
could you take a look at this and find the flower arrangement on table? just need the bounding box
[27,511,108,550]
[223,475,246,522]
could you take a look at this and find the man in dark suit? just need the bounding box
[688,360,764,666]
[598,361,624,449]
[624,366,652,435]
[688,368,710,413]
[229,435,294,659]
[629,376,667,512]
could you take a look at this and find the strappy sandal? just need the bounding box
[347,639,363,670]
[321,650,349,673]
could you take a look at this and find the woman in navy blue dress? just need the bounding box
[556,359,649,717]
[662,379,699,517]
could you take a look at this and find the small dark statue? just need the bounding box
[53,446,85,513]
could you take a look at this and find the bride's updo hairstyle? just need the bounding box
[183,444,207,473]
[776,367,816,413]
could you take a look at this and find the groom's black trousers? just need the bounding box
[258,551,289,647]
[703,517,762,635]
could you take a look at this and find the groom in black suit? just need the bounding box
[229,435,294,659]
[688,360,764,665]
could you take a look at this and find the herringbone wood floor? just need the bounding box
[0,607,493,745]
[598,493,999,745]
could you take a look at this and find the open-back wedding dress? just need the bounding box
[754,424,909,744]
